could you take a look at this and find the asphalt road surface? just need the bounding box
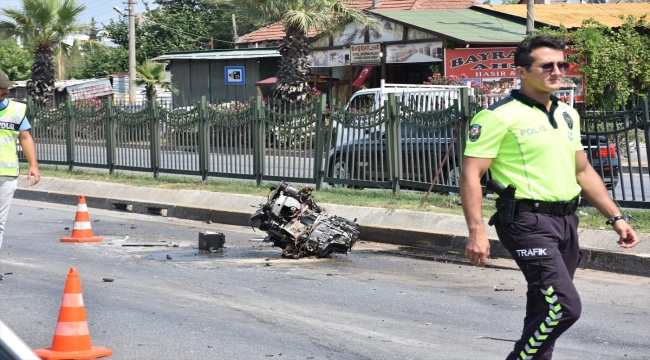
[1,200,648,360]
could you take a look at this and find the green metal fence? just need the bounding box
[23,95,331,185]
[19,92,650,206]
[581,96,650,208]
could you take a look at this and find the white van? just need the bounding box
[335,80,468,149]
[327,81,468,187]
[344,79,467,112]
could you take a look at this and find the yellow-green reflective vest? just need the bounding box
[0,100,27,177]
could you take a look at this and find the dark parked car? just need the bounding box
[582,135,619,188]
[327,121,459,189]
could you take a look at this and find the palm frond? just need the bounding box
[136,60,178,95]
[0,21,23,39]
[74,39,109,53]
[283,10,331,33]
[23,0,57,30]
[55,0,86,29]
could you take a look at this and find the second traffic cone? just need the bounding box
[33,268,112,360]
[61,196,103,243]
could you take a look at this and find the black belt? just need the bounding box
[498,197,579,216]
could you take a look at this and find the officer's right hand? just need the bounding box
[614,221,639,248]
[465,233,490,267]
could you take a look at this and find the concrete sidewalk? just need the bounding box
[15,177,650,277]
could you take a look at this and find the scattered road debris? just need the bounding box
[122,243,173,247]
[251,182,359,259]
[102,278,114,282]
[198,232,225,252]
[475,336,517,342]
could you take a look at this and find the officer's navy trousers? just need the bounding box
[494,211,582,360]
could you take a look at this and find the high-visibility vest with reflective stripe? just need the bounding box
[0,100,27,177]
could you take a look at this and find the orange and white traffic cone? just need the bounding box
[33,268,112,360]
[61,196,103,243]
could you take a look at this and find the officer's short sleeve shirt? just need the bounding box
[464,90,582,201]
[0,99,31,131]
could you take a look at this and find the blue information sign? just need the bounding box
[225,66,246,85]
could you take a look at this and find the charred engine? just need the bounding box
[251,182,359,259]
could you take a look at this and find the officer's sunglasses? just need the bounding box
[526,61,570,74]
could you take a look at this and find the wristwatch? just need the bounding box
[605,215,627,226]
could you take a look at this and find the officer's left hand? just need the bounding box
[27,165,40,186]
[613,221,639,248]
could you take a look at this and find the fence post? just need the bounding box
[198,96,209,182]
[149,96,160,178]
[65,96,75,171]
[105,95,116,175]
[314,94,327,190]
[459,87,470,171]
[25,96,33,120]
[387,93,400,194]
[460,87,470,119]
[23,97,34,165]
[642,97,650,168]
[253,95,264,186]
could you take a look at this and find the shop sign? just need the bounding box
[445,48,517,78]
[369,19,403,43]
[387,41,443,64]
[333,23,365,46]
[66,79,113,101]
[309,49,351,67]
[445,48,585,101]
[350,44,381,65]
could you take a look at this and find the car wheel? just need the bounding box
[444,165,461,187]
[433,165,461,196]
[329,157,358,189]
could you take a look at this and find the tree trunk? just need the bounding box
[146,85,157,100]
[57,42,64,80]
[28,43,56,106]
[273,23,311,104]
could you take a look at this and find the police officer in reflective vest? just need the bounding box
[460,36,639,359]
[0,70,40,280]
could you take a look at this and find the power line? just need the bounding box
[145,19,234,44]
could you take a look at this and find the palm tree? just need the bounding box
[136,60,178,100]
[232,0,376,103]
[56,37,108,80]
[0,0,87,105]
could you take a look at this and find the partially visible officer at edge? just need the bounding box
[0,69,40,281]
[459,36,638,360]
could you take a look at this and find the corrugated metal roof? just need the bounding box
[374,0,478,10]
[153,48,280,61]
[370,9,531,44]
[473,3,650,28]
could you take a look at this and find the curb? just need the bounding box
[14,188,650,277]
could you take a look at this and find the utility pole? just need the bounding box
[128,0,137,104]
[232,14,239,43]
[526,0,534,35]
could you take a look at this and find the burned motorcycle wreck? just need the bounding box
[250,182,359,259]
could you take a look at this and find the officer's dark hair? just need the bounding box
[514,36,566,68]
